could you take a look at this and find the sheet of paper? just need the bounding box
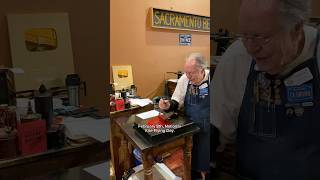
[63,117,109,142]
[83,162,108,180]
[10,67,24,74]
[167,79,178,83]
[136,110,159,119]
[155,163,182,180]
[129,98,152,107]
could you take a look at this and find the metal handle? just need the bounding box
[81,81,87,96]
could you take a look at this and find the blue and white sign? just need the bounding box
[179,34,192,46]
[286,84,313,103]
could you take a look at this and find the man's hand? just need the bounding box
[159,99,170,110]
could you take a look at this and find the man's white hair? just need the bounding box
[240,0,312,30]
[185,53,207,70]
[278,0,311,29]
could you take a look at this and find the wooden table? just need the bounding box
[111,114,199,180]
[0,138,109,180]
[110,104,153,179]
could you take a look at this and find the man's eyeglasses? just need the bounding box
[185,69,202,76]
[236,33,273,46]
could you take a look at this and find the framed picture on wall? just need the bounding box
[179,34,192,46]
[112,65,134,91]
[7,13,75,92]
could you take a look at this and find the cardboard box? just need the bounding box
[17,120,47,156]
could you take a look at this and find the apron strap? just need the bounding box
[313,30,320,58]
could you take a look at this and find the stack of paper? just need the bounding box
[63,116,109,142]
[129,98,153,107]
[136,110,159,119]
[129,163,181,180]
[154,163,182,180]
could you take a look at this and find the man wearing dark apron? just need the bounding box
[212,0,320,179]
[159,52,210,180]
[237,31,320,179]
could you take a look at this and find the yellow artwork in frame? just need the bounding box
[112,65,134,90]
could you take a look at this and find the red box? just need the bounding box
[17,120,47,156]
[115,99,125,111]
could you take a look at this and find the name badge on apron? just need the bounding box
[199,83,208,98]
[286,84,313,104]
[284,67,313,87]
[199,83,208,89]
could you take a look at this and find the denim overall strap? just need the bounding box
[184,79,210,171]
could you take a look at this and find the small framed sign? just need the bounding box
[112,65,134,90]
[179,34,192,46]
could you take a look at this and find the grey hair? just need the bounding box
[185,52,207,70]
[278,0,312,30]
